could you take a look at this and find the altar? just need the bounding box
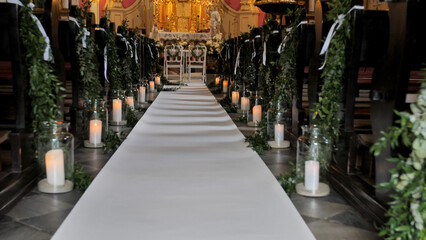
[150,31,211,42]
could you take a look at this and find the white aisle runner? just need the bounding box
[53,83,315,240]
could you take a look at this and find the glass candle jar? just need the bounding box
[109,89,127,126]
[37,121,74,193]
[84,98,107,148]
[266,100,289,148]
[138,79,147,109]
[247,91,263,127]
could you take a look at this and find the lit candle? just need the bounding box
[89,120,102,144]
[215,77,220,85]
[112,99,122,123]
[252,105,262,125]
[304,160,320,191]
[45,149,65,186]
[139,86,146,103]
[155,76,161,85]
[126,96,134,110]
[222,80,228,93]
[274,123,284,144]
[149,81,155,91]
[231,91,239,105]
[241,97,249,111]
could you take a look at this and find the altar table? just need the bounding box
[52,83,315,240]
[151,31,211,42]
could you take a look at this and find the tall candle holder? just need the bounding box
[109,89,127,126]
[37,121,74,193]
[267,100,290,149]
[295,126,331,197]
[84,98,107,148]
[247,91,263,127]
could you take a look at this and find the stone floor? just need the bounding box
[0,79,381,240]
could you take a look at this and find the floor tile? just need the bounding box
[328,209,376,232]
[6,194,73,221]
[0,221,51,240]
[20,208,73,234]
[292,197,351,219]
[308,220,380,240]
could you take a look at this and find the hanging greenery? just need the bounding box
[76,0,102,101]
[104,11,123,90]
[312,0,352,141]
[370,76,426,239]
[119,19,133,88]
[274,7,303,111]
[71,163,93,193]
[19,0,64,136]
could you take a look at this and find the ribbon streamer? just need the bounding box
[251,40,256,60]
[234,48,241,75]
[8,0,52,61]
[104,47,108,82]
[147,44,154,59]
[262,41,266,66]
[82,28,90,48]
[318,5,364,70]
[134,40,138,63]
[277,20,308,54]
[117,33,133,58]
[69,17,80,29]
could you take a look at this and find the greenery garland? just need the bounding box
[370,76,426,239]
[119,19,133,88]
[274,8,303,111]
[76,0,102,101]
[312,0,352,141]
[244,120,271,154]
[190,46,204,58]
[166,45,180,58]
[104,11,123,90]
[19,0,64,136]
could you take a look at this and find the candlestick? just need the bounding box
[304,160,320,191]
[274,123,284,144]
[45,149,65,186]
[89,120,102,144]
[149,81,155,91]
[252,105,262,125]
[155,76,161,85]
[222,80,228,93]
[215,77,220,85]
[240,97,249,111]
[139,86,146,103]
[126,96,134,110]
[112,99,122,123]
[231,91,239,105]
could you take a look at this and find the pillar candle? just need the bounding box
[112,99,122,122]
[222,80,228,93]
[241,97,249,111]
[215,77,220,85]
[155,76,161,85]
[149,81,155,91]
[274,123,284,144]
[252,105,262,124]
[231,91,239,105]
[89,120,102,144]
[139,87,146,103]
[126,96,134,110]
[304,160,320,191]
[45,149,65,186]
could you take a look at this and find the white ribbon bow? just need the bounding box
[117,33,133,57]
[8,0,52,61]
[69,16,80,29]
[234,48,241,75]
[318,5,364,70]
[252,40,256,60]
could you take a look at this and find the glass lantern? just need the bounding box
[37,121,74,193]
[247,91,263,127]
[295,125,331,197]
[222,78,229,94]
[109,89,127,126]
[84,98,107,148]
[138,78,148,110]
[154,74,161,88]
[230,83,240,107]
[125,86,136,111]
[267,99,290,148]
[215,75,221,86]
[238,84,251,116]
